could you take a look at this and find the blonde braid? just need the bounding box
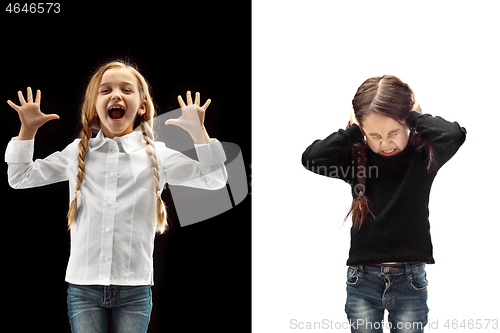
[67,115,93,229]
[141,122,167,233]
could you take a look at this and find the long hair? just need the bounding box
[67,60,168,234]
[345,75,435,231]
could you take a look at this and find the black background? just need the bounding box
[1,2,251,332]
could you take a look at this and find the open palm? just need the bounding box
[7,87,59,139]
[165,91,211,143]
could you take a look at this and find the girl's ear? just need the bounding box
[139,100,147,115]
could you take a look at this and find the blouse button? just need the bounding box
[105,227,110,232]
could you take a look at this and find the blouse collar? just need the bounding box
[89,130,145,154]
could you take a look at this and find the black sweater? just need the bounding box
[301,111,466,265]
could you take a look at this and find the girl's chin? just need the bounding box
[101,121,134,138]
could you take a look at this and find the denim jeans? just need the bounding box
[67,283,152,333]
[345,262,429,333]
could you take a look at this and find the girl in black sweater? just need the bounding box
[301,75,466,332]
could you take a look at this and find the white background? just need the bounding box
[253,0,499,332]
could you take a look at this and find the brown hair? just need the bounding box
[345,75,435,231]
[67,60,168,233]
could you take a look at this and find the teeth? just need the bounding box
[108,105,125,120]
[383,149,396,153]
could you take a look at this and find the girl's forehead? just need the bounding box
[362,112,405,134]
[100,67,138,86]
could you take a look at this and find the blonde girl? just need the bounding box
[5,60,227,333]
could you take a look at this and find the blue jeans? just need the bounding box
[345,262,429,333]
[67,283,152,333]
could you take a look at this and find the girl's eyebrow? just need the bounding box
[99,81,135,87]
[367,128,400,136]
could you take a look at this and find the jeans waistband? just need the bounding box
[351,262,426,276]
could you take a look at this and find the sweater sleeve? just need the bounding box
[407,111,466,167]
[301,124,364,182]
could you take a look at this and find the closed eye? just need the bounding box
[389,129,400,136]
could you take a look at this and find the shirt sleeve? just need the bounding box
[5,137,78,189]
[157,138,228,190]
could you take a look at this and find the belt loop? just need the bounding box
[358,265,365,277]
[404,262,411,278]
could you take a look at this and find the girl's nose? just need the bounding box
[111,92,122,100]
[381,138,391,147]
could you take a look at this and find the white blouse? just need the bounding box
[5,130,227,286]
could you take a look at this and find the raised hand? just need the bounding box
[165,91,211,143]
[412,101,422,113]
[349,108,360,127]
[7,87,59,140]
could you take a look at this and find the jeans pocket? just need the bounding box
[408,268,428,292]
[346,266,362,287]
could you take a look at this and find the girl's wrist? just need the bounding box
[190,130,207,144]
[406,111,421,129]
[18,125,37,140]
[202,126,211,143]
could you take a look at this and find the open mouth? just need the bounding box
[108,105,125,120]
[381,148,398,156]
